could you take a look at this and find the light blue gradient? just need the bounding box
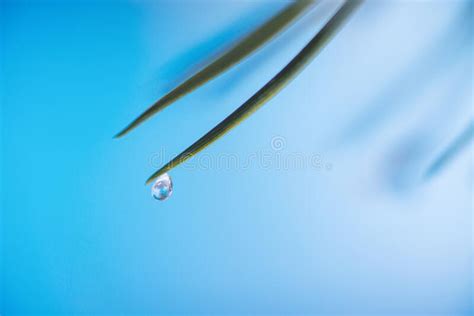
[1,0,472,314]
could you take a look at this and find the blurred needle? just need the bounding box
[424,120,474,179]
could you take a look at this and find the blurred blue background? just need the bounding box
[1,0,472,314]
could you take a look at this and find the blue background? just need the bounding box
[1,0,472,314]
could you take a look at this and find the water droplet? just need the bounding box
[151,173,173,201]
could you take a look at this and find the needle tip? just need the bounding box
[114,129,127,139]
[145,174,157,185]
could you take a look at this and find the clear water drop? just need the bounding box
[151,173,173,201]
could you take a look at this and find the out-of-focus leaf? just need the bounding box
[424,121,473,179]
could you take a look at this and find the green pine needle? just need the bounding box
[115,0,316,138]
[146,0,362,184]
